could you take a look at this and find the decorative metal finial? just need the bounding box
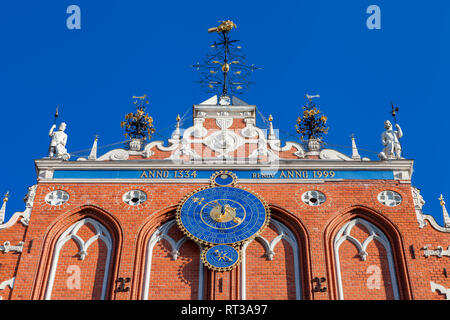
[121,95,155,150]
[192,20,261,103]
[3,191,9,203]
[176,114,181,122]
[439,194,446,207]
[391,102,399,124]
[305,94,321,103]
[54,105,60,126]
[268,114,273,122]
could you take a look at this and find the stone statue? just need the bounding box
[378,120,403,160]
[48,122,70,160]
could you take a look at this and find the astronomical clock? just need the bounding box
[176,171,270,271]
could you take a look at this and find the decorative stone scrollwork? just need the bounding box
[0,277,14,291]
[411,186,427,228]
[97,149,129,161]
[422,245,450,258]
[0,241,24,253]
[0,185,37,230]
[431,281,450,300]
[319,149,352,161]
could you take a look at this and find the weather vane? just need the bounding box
[390,102,399,124]
[192,20,261,105]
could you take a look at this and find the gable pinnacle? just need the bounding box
[439,194,450,228]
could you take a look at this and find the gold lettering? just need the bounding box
[287,171,294,178]
[140,170,148,178]
[156,170,163,178]
[280,171,287,178]
[149,170,156,178]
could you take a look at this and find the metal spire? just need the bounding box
[0,191,10,224]
[439,194,450,228]
[192,20,261,105]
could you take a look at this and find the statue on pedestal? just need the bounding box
[48,122,70,160]
[378,120,403,160]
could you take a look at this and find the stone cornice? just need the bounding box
[35,158,414,176]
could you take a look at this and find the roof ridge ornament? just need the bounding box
[439,194,450,228]
[295,95,328,155]
[192,20,261,105]
[121,94,155,151]
[0,191,9,224]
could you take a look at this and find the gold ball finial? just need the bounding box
[3,191,9,203]
[268,115,273,122]
[176,114,181,122]
[439,194,446,207]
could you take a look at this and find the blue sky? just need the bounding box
[0,0,449,224]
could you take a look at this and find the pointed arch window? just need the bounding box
[44,218,113,300]
[142,220,204,300]
[333,218,400,300]
[241,219,302,300]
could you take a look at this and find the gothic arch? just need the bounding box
[240,205,312,300]
[132,205,178,299]
[32,205,123,300]
[324,206,412,300]
[141,219,204,300]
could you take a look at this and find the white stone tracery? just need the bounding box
[142,220,204,300]
[44,218,113,300]
[241,219,302,300]
[333,218,399,300]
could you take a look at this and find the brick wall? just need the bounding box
[1,179,449,300]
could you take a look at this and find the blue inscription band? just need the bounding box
[52,169,395,180]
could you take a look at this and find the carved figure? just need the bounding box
[49,122,70,160]
[378,120,403,160]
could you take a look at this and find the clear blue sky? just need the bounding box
[0,1,449,224]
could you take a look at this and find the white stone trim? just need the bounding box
[0,185,37,230]
[241,219,301,300]
[35,158,414,172]
[333,218,399,300]
[0,241,24,253]
[422,214,450,233]
[44,218,113,300]
[430,281,450,300]
[0,277,14,291]
[142,220,204,300]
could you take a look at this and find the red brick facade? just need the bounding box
[0,100,449,300]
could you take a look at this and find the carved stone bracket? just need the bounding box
[0,277,15,291]
[431,281,450,300]
[0,241,24,253]
[422,245,450,258]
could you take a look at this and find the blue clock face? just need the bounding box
[177,186,270,245]
[202,245,240,271]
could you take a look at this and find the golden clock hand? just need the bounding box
[225,205,239,220]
